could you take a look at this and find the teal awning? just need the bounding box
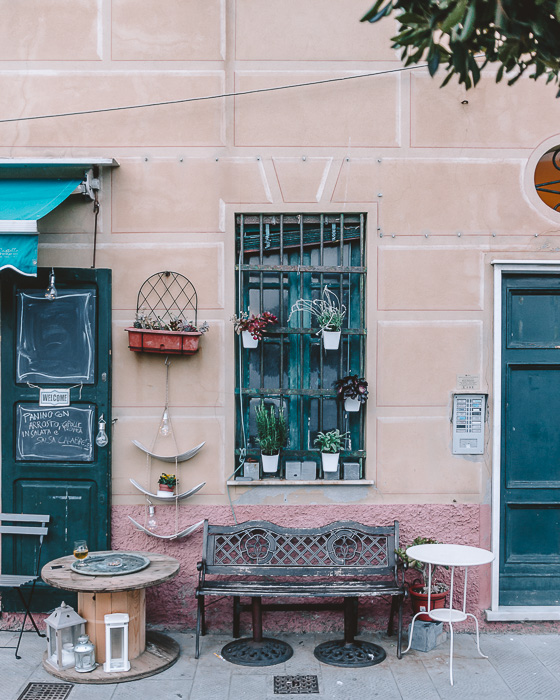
[0,178,80,277]
[0,179,81,220]
[0,233,38,276]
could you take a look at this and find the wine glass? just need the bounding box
[73,540,89,567]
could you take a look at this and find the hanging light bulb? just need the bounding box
[147,504,158,532]
[159,408,171,437]
[45,267,57,301]
[95,414,109,447]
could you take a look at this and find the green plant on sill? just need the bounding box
[395,535,449,594]
[255,402,288,456]
[158,473,177,487]
[314,429,348,454]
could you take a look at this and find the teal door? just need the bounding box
[1,267,111,610]
[501,273,560,605]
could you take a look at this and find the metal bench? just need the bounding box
[195,519,406,667]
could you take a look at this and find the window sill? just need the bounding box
[227,479,374,487]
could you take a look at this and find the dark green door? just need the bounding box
[1,267,111,610]
[501,273,560,605]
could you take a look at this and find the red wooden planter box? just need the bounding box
[125,327,202,355]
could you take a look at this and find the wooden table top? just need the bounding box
[41,551,180,593]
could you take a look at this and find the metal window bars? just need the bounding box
[235,213,366,479]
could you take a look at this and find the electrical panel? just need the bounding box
[452,394,486,455]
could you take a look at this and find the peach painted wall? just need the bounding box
[1,0,560,628]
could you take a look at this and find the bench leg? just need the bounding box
[195,595,204,659]
[233,596,241,638]
[388,596,396,637]
[343,597,357,644]
[252,596,263,643]
[396,595,403,659]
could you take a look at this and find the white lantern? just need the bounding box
[74,634,96,673]
[103,613,130,673]
[45,601,86,670]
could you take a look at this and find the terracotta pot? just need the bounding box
[410,584,448,622]
[126,328,201,355]
[157,484,175,497]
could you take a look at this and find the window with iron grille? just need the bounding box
[235,213,367,480]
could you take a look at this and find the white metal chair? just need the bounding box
[0,513,50,658]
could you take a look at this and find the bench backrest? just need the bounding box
[202,520,399,578]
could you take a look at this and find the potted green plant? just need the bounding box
[288,286,346,350]
[314,429,348,473]
[255,402,288,473]
[157,473,177,497]
[231,311,278,348]
[334,374,369,412]
[396,536,449,621]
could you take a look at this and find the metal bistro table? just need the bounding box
[41,551,180,683]
[403,543,494,686]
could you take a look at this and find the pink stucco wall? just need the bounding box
[112,503,495,633]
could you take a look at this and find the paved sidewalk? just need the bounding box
[2,629,560,699]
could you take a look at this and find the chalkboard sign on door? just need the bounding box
[16,290,95,384]
[16,403,95,462]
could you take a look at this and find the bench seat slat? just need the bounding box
[199,580,404,598]
[0,575,37,586]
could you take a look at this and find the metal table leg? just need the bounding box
[221,596,293,666]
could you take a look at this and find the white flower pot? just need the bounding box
[242,331,259,348]
[321,452,340,472]
[322,330,341,350]
[261,453,279,473]
[344,397,361,412]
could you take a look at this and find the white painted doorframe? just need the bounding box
[488,261,560,621]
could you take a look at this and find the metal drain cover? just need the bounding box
[17,683,73,700]
[274,675,319,694]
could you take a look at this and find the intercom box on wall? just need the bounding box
[452,394,487,455]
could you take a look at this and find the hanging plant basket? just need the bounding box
[126,327,202,355]
[125,271,207,355]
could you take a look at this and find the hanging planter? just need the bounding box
[242,330,259,349]
[232,311,278,349]
[344,397,361,412]
[322,330,341,350]
[334,374,369,412]
[126,327,202,355]
[125,271,209,355]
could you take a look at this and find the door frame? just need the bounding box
[489,260,560,621]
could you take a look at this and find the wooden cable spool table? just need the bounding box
[41,551,180,683]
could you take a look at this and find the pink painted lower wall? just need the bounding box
[112,503,497,633]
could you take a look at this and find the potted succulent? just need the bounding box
[255,402,288,473]
[231,311,278,348]
[334,374,369,412]
[288,286,346,350]
[314,429,348,473]
[396,536,449,621]
[157,473,177,497]
[127,313,209,355]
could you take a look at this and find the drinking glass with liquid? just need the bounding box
[73,540,89,567]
